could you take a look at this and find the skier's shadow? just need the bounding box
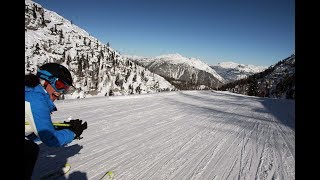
[32,141,88,180]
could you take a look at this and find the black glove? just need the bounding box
[64,119,88,140]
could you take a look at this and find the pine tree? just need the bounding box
[109,89,114,96]
[247,77,258,96]
[33,43,40,54]
[32,4,37,19]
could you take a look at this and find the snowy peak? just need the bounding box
[210,61,267,83]
[154,53,203,66]
[155,53,185,60]
[217,61,240,68]
[124,53,225,89]
[126,53,225,83]
[217,62,266,72]
[154,53,223,80]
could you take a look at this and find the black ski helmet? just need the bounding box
[38,63,73,86]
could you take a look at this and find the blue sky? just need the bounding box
[32,0,295,67]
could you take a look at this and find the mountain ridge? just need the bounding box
[25,0,176,99]
[210,61,267,83]
[123,53,225,90]
[220,54,295,99]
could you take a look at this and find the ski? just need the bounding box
[99,171,114,180]
[40,163,71,180]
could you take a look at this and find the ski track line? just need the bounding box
[269,116,295,179]
[246,118,266,180]
[55,94,163,112]
[130,113,228,180]
[53,99,161,123]
[235,110,276,180]
[255,122,273,180]
[267,128,281,180]
[88,112,200,179]
[156,116,232,180]
[67,100,167,126]
[79,104,170,146]
[87,105,199,168]
[251,101,295,180]
[239,122,260,180]
[74,117,182,172]
[270,115,295,159]
[149,114,229,179]
[84,94,218,179]
[197,119,258,180]
[57,105,167,150]
[58,97,169,142]
[223,120,259,180]
[171,112,239,179]
[33,91,294,180]
[250,111,281,180]
[164,112,244,180]
[246,121,265,179]
[259,126,277,180]
[92,93,255,179]
[210,117,257,180]
[72,105,192,172]
[56,95,155,109]
[198,112,261,180]
[89,102,167,128]
[74,104,184,158]
[92,121,197,179]
[36,100,176,178]
[266,99,295,159]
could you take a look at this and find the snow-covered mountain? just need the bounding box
[210,62,267,83]
[25,0,176,99]
[123,53,225,90]
[220,54,295,99]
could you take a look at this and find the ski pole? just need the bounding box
[25,122,71,127]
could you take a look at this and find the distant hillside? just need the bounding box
[25,0,176,99]
[219,54,295,99]
[123,53,225,90]
[210,62,266,83]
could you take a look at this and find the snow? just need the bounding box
[26,0,176,98]
[31,90,295,180]
[155,53,225,82]
[210,61,267,83]
[218,61,267,73]
[124,53,226,83]
[217,61,267,73]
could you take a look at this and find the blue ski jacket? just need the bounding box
[25,84,75,147]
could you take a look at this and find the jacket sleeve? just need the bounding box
[29,93,75,147]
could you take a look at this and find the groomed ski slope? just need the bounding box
[32,90,295,180]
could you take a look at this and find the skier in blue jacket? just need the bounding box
[25,63,87,180]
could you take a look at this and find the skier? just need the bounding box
[25,63,87,180]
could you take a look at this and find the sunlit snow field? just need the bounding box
[32,90,295,180]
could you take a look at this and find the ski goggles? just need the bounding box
[44,77,70,93]
[51,78,70,93]
[37,70,70,93]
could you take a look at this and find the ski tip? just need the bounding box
[61,163,71,175]
[64,163,71,171]
[40,163,71,180]
[99,171,114,180]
